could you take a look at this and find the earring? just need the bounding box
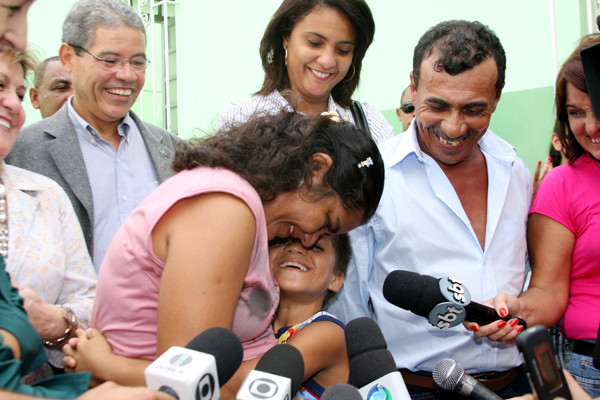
[342,64,356,82]
[284,48,288,66]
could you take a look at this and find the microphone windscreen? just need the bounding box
[321,383,363,400]
[345,317,387,359]
[433,358,464,390]
[345,317,398,387]
[383,270,445,317]
[256,344,305,395]
[185,327,243,386]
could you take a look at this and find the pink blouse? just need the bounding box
[92,167,279,360]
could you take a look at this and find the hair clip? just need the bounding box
[320,111,344,123]
[357,157,374,169]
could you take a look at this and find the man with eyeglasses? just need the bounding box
[7,0,180,273]
[395,84,415,132]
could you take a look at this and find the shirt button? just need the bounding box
[123,195,128,201]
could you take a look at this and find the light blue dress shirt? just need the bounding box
[67,100,160,272]
[327,121,532,374]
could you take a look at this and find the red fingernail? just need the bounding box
[509,318,518,327]
[516,325,524,333]
[547,156,552,161]
[499,308,508,318]
[470,325,479,332]
[537,161,542,165]
[497,321,507,328]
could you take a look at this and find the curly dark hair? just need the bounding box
[554,33,600,164]
[173,111,384,224]
[412,20,506,99]
[257,0,375,108]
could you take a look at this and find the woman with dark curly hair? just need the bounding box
[64,111,384,397]
[219,0,394,142]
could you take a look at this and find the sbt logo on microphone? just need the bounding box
[366,383,392,400]
[427,277,472,329]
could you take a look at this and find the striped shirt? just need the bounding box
[218,91,394,144]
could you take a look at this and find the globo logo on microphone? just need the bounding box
[197,373,216,400]
[427,277,472,329]
[247,377,285,399]
[366,383,392,400]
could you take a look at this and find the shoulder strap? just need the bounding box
[349,100,371,135]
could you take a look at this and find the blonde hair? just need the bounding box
[1,45,38,85]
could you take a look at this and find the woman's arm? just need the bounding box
[519,213,574,326]
[153,192,256,354]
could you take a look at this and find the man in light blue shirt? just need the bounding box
[8,0,180,272]
[327,20,532,399]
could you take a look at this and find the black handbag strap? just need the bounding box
[350,100,371,135]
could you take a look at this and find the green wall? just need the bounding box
[22,0,598,175]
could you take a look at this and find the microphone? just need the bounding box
[145,326,243,400]
[383,270,526,329]
[433,358,502,400]
[321,383,363,400]
[236,344,305,400]
[345,317,411,400]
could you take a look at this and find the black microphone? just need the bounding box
[145,326,243,400]
[236,344,305,400]
[321,383,363,399]
[433,358,502,400]
[345,317,411,399]
[383,270,526,329]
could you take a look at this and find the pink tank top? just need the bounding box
[92,167,279,361]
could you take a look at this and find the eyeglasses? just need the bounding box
[400,101,415,114]
[70,44,150,72]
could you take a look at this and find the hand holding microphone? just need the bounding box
[382,270,526,332]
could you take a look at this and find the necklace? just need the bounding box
[0,181,8,258]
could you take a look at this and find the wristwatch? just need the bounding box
[43,306,78,348]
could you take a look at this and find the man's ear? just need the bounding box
[59,42,75,73]
[327,272,344,294]
[29,88,40,109]
[309,152,333,184]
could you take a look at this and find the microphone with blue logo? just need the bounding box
[236,343,305,400]
[345,317,411,400]
[145,326,243,400]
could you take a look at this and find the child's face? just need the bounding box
[269,236,343,300]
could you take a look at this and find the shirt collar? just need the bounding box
[66,97,132,140]
[384,119,516,168]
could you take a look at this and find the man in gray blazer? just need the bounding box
[7,0,180,273]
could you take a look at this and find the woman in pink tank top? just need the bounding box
[63,110,384,397]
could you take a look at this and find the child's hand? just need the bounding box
[63,328,114,387]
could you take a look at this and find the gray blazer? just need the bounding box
[6,106,181,256]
